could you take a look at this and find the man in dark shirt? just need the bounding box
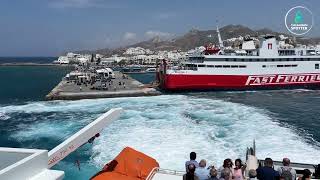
[256,158,280,180]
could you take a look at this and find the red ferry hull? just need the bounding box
[161,74,320,91]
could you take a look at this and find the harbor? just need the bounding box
[2,1,320,179]
[46,70,161,100]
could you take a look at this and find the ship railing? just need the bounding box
[146,167,184,180]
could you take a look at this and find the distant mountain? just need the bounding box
[74,25,320,56]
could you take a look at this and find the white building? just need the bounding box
[101,55,127,65]
[124,47,153,55]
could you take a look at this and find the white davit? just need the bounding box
[0,108,123,180]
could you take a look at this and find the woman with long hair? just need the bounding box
[233,159,246,180]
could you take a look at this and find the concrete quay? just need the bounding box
[45,71,161,100]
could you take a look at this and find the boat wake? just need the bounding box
[1,95,320,178]
[0,111,10,121]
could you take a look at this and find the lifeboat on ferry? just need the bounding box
[204,44,220,55]
[90,147,159,180]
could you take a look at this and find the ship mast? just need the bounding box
[216,25,224,49]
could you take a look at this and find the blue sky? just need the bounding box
[0,0,319,56]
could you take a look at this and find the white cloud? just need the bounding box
[144,31,174,40]
[123,32,137,41]
[49,0,119,9]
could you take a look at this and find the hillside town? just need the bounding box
[54,47,188,66]
[54,33,320,67]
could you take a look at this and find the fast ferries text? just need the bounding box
[245,74,320,86]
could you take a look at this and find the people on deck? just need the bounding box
[208,168,219,180]
[220,168,232,180]
[277,158,296,180]
[195,159,210,180]
[186,152,199,172]
[256,158,280,180]
[218,159,233,179]
[184,164,200,180]
[299,169,312,180]
[233,159,246,180]
[249,169,257,180]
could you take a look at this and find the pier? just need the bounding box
[45,71,161,100]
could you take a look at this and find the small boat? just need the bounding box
[145,68,157,73]
[121,67,144,74]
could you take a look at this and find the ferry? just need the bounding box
[157,27,320,91]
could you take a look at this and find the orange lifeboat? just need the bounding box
[90,147,159,180]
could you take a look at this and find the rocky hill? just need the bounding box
[75,25,320,56]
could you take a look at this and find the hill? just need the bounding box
[75,25,320,56]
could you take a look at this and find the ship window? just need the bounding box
[198,64,205,67]
[207,65,215,68]
[256,59,260,62]
[284,65,291,67]
[233,59,237,61]
[241,59,245,62]
[223,65,230,68]
[277,65,284,67]
[231,65,238,68]
[239,65,246,68]
[262,65,266,68]
[249,59,252,62]
[215,65,222,68]
[271,59,275,61]
[316,64,319,69]
[292,64,298,67]
[225,59,229,61]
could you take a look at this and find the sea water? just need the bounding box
[0,64,320,180]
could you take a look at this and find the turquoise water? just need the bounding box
[0,66,73,105]
[0,65,320,180]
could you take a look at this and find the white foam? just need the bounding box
[91,95,320,171]
[3,95,320,171]
[0,111,10,120]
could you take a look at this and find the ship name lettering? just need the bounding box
[246,74,320,86]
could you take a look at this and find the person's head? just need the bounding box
[235,159,242,168]
[302,169,311,178]
[210,168,218,177]
[223,158,233,168]
[221,168,231,179]
[187,164,196,174]
[190,152,196,161]
[282,158,291,166]
[199,159,207,168]
[249,169,257,178]
[264,158,273,167]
